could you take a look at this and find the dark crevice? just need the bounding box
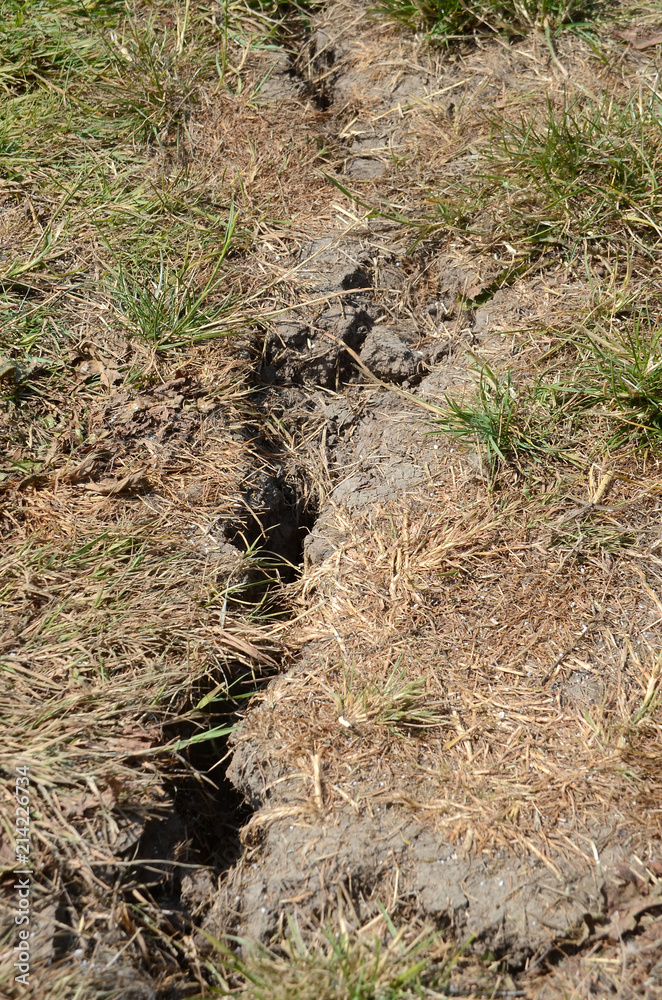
[279,8,341,111]
[304,85,332,110]
[117,373,319,992]
[230,463,317,572]
[136,725,254,886]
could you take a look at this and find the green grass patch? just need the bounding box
[0,0,282,331]
[411,93,662,262]
[394,90,662,268]
[0,0,285,483]
[336,90,662,266]
[563,315,662,449]
[205,917,470,999]
[372,0,596,43]
[430,357,588,480]
[0,0,120,88]
[481,93,662,254]
[432,307,662,478]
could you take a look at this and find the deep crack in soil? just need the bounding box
[3,0,662,997]
[199,4,662,997]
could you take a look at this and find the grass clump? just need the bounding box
[0,0,120,87]
[332,662,445,730]
[207,917,463,999]
[408,91,662,267]
[373,0,594,43]
[566,318,662,450]
[432,362,574,477]
[483,94,662,253]
[110,214,246,349]
[0,0,279,350]
[433,307,662,479]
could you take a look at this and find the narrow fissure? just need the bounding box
[122,402,319,991]
[9,0,662,996]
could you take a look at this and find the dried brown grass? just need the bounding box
[234,442,662,874]
[3,0,662,996]
[0,493,282,988]
[0,3,312,991]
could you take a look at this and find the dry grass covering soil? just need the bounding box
[0,0,332,996]
[2,0,662,997]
